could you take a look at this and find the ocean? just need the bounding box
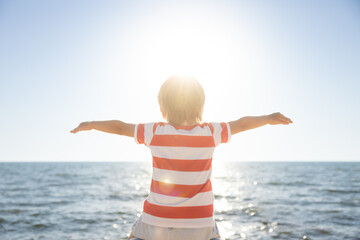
[0,162,359,240]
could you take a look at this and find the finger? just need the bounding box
[278,115,287,122]
[284,119,292,124]
[284,117,293,123]
[276,117,289,125]
[70,128,78,133]
[282,115,292,123]
[280,116,292,123]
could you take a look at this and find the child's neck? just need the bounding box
[169,120,199,126]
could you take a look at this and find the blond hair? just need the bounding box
[158,75,205,125]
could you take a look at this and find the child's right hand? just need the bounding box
[267,112,293,125]
[70,122,93,134]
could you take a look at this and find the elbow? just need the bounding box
[113,120,126,135]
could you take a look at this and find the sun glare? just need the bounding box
[122,3,257,90]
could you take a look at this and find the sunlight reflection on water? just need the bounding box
[0,162,359,240]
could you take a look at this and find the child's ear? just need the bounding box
[160,108,166,120]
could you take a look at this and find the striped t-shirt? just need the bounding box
[134,122,231,228]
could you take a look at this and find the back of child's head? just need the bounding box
[158,75,205,125]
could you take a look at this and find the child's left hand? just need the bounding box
[70,122,93,134]
[267,112,293,125]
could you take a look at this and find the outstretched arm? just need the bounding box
[229,112,292,135]
[70,120,135,137]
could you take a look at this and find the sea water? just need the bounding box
[0,162,359,240]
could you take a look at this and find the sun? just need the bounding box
[121,3,255,90]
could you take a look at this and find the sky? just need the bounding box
[0,0,359,162]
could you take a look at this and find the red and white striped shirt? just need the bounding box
[134,122,231,228]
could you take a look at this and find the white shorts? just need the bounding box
[131,215,221,240]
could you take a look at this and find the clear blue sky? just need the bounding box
[0,0,359,161]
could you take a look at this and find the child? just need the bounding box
[70,75,292,240]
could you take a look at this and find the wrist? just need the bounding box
[264,114,271,124]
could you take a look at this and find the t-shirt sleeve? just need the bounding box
[210,122,231,146]
[134,122,156,146]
